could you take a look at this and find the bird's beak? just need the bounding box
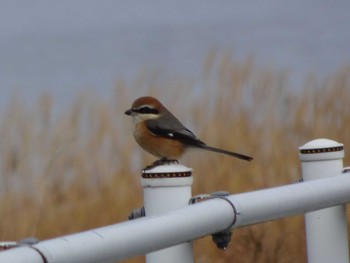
[125,109,133,116]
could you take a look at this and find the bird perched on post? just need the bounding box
[125,96,252,167]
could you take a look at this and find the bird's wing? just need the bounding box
[146,112,253,161]
[145,112,205,146]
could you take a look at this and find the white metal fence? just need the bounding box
[0,138,349,263]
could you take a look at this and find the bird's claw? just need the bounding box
[143,159,179,170]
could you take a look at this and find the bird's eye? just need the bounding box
[134,106,159,114]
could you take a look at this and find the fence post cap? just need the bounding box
[299,138,344,161]
[142,163,192,175]
[141,163,193,187]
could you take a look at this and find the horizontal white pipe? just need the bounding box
[230,172,350,227]
[1,173,350,263]
[0,247,43,263]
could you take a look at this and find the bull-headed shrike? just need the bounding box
[125,96,253,167]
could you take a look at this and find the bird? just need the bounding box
[125,96,253,167]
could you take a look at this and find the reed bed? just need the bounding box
[0,53,349,262]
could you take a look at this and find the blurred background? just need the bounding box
[0,1,350,262]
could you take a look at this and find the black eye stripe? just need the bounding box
[133,106,159,114]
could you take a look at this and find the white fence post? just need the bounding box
[299,138,349,263]
[141,163,194,263]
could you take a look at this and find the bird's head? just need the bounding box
[125,96,165,123]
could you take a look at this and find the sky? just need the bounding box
[0,0,349,110]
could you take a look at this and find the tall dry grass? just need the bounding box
[0,52,349,262]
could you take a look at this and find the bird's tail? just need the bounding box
[198,144,253,161]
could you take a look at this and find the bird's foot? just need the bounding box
[143,158,179,170]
